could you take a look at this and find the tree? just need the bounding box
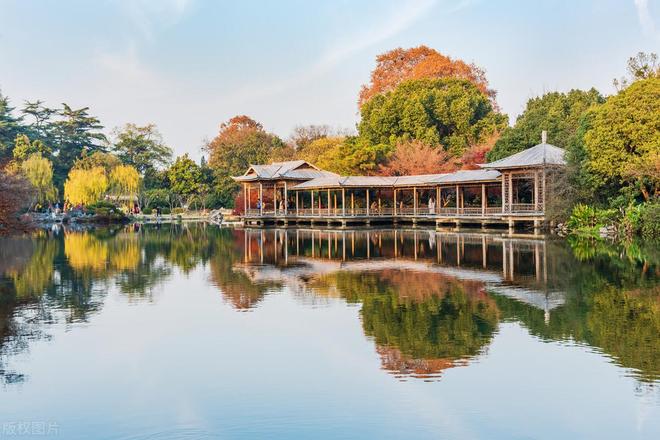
[613,52,659,90]
[12,134,51,162]
[112,123,173,175]
[64,167,109,205]
[51,104,107,188]
[73,151,122,174]
[21,100,57,147]
[296,136,344,169]
[168,154,204,207]
[379,140,453,176]
[288,124,332,150]
[0,164,33,232]
[20,153,57,209]
[486,88,604,161]
[331,136,392,175]
[0,91,23,161]
[206,115,291,206]
[359,46,494,108]
[109,165,140,206]
[582,77,660,201]
[358,78,506,157]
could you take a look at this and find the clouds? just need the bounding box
[117,0,194,42]
[634,0,660,41]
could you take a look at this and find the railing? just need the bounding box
[245,204,543,218]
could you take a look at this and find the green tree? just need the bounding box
[487,88,604,161]
[206,115,291,206]
[12,134,51,162]
[21,100,57,147]
[358,78,506,158]
[582,77,660,201]
[73,151,122,174]
[112,123,173,175]
[51,104,107,188]
[0,91,23,161]
[20,153,57,208]
[168,154,204,207]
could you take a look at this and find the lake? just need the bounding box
[0,224,658,439]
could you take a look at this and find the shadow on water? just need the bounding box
[0,224,658,385]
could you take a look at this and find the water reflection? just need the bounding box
[0,225,658,387]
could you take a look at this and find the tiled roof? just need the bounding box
[481,143,566,169]
[233,160,337,182]
[292,170,501,189]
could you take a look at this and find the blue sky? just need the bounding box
[0,0,658,160]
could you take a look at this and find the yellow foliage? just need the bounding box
[110,165,140,202]
[110,235,140,270]
[65,233,108,272]
[21,153,57,206]
[64,167,109,205]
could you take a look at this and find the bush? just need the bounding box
[639,202,660,240]
[172,207,185,215]
[142,207,153,215]
[567,204,617,231]
[620,204,643,238]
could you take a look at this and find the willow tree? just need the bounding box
[64,167,108,205]
[109,164,140,207]
[20,153,57,209]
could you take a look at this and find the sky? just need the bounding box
[0,0,658,160]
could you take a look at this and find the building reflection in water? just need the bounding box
[237,228,564,380]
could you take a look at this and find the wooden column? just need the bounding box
[311,190,315,216]
[508,173,513,213]
[542,169,547,212]
[413,187,417,216]
[534,171,539,212]
[501,174,506,214]
[284,181,288,215]
[436,186,440,215]
[243,183,247,214]
[481,184,486,216]
[456,185,460,214]
[327,189,331,215]
[351,192,354,216]
[259,183,263,215]
[366,190,370,216]
[295,191,299,214]
[342,188,346,216]
[393,189,397,215]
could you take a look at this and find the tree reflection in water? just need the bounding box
[0,224,657,386]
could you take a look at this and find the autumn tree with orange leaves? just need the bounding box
[379,140,454,176]
[358,45,495,108]
[206,115,293,207]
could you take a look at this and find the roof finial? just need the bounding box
[541,130,547,144]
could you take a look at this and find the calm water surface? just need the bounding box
[0,224,658,439]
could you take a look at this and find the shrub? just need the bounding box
[172,207,185,215]
[620,204,644,238]
[639,202,660,240]
[142,207,153,215]
[567,204,617,231]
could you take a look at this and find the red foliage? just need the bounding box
[460,132,500,170]
[359,45,495,108]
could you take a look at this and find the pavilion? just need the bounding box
[233,132,566,231]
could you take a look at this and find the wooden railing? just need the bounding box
[245,204,542,218]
